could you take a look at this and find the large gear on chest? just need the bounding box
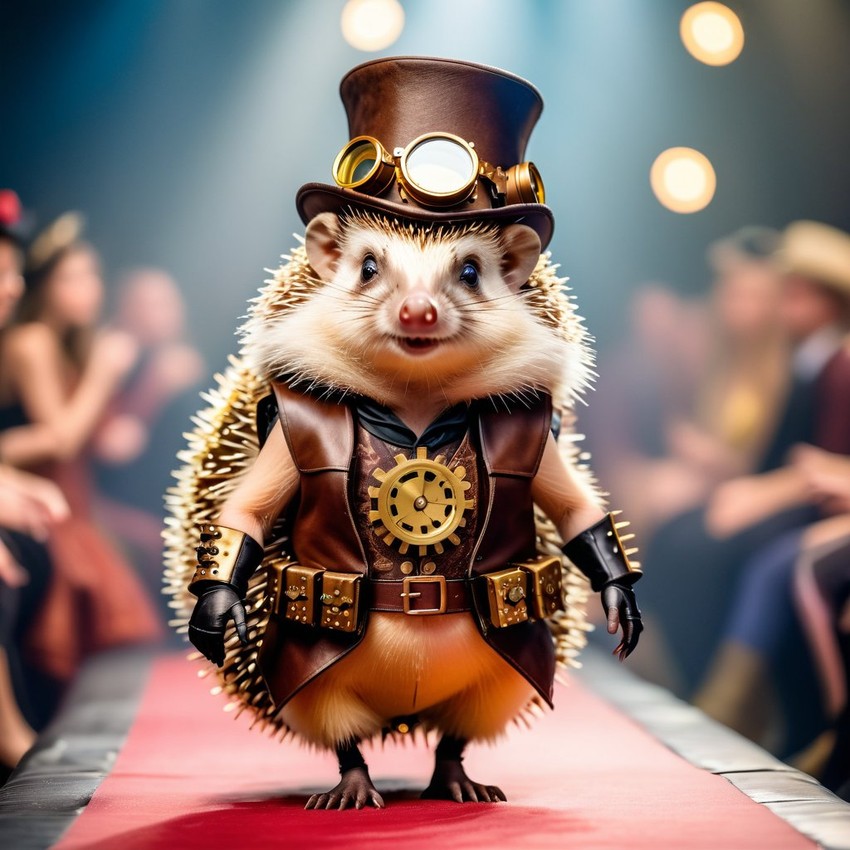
[368,446,474,557]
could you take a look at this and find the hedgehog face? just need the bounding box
[302,212,540,384]
[242,211,582,408]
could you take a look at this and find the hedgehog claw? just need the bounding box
[305,767,384,810]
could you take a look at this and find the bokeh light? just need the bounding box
[341,0,405,52]
[650,147,717,214]
[680,2,745,66]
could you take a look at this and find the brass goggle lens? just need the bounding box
[331,132,545,209]
[399,133,480,206]
[332,137,395,194]
[515,162,545,205]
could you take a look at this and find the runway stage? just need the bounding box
[1,647,848,849]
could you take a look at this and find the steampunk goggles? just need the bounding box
[332,132,545,209]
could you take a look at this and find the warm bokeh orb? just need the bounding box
[341,0,405,52]
[681,2,745,66]
[650,147,717,213]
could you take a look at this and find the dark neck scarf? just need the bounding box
[356,398,469,450]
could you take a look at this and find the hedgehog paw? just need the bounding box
[305,767,384,810]
[421,759,507,803]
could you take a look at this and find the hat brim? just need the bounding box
[296,183,554,250]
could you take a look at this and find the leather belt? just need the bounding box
[370,576,473,615]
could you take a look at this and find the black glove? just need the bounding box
[188,585,249,667]
[186,523,263,666]
[601,581,642,661]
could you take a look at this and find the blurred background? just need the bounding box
[2,0,850,800]
[2,0,850,353]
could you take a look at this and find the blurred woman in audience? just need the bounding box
[581,284,708,536]
[93,267,205,599]
[583,228,789,687]
[0,191,69,776]
[0,212,162,694]
[584,228,787,544]
[0,466,68,776]
[672,228,788,484]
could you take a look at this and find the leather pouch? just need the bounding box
[264,561,287,617]
[319,571,362,633]
[483,567,529,628]
[517,556,564,620]
[282,565,324,626]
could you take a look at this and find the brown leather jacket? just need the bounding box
[257,381,557,709]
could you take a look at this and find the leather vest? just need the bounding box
[257,381,556,709]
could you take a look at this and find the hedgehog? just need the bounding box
[164,56,643,811]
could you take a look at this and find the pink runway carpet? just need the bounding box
[53,655,814,850]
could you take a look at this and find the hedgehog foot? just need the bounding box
[304,766,384,810]
[306,742,384,810]
[421,734,506,803]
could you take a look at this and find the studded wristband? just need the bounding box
[561,513,642,593]
[188,523,264,598]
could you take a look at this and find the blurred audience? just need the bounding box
[641,220,850,699]
[584,228,787,543]
[794,499,850,801]
[680,229,788,482]
[582,284,709,536]
[0,193,69,778]
[0,210,162,729]
[694,447,850,763]
[93,268,204,600]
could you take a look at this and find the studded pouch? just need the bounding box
[319,571,362,633]
[517,556,564,620]
[281,565,324,626]
[483,567,529,628]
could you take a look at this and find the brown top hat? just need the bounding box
[296,56,555,248]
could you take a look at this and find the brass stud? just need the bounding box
[422,561,436,575]
[400,561,414,575]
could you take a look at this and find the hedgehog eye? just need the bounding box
[459,260,479,289]
[361,255,378,283]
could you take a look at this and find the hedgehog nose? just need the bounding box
[399,292,438,330]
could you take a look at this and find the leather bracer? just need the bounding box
[189,523,264,598]
[561,513,642,593]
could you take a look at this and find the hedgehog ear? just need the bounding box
[500,224,541,291]
[305,212,342,281]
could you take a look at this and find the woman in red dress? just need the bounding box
[0,213,162,684]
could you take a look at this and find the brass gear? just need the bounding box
[368,446,474,557]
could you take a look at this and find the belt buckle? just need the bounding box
[401,575,447,615]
